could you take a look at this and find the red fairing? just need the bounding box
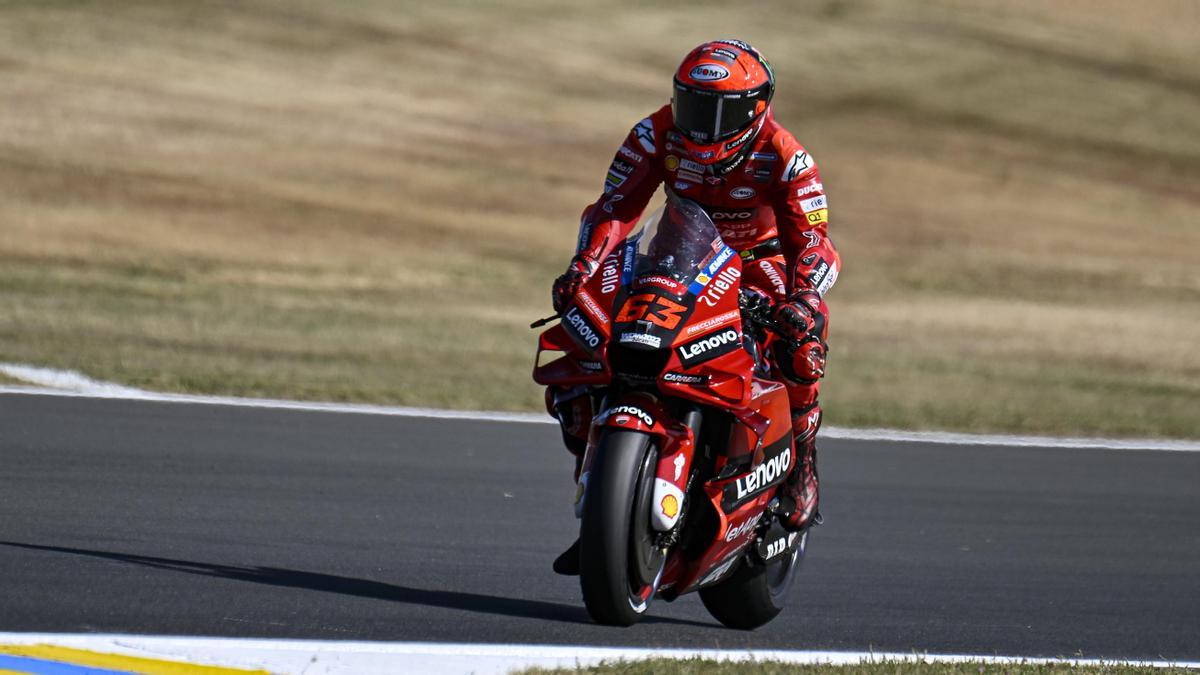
[656,255,754,410]
[533,247,630,388]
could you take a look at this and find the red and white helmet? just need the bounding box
[671,40,775,167]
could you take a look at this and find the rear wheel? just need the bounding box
[699,529,808,629]
[579,430,664,626]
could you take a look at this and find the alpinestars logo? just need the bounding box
[784,151,812,182]
[676,328,740,367]
[634,118,656,154]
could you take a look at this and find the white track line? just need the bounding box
[2,363,1197,451]
[0,634,1196,674]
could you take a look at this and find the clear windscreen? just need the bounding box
[627,195,730,287]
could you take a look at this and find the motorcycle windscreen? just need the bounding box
[634,196,723,282]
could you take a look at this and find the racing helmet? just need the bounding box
[671,40,775,167]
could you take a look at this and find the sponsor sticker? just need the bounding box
[711,209,753,221]
[610,159,635,175]
[575,289,610,326]
[692,256,740,300]
[784,151,812,182]
[608,404,654,427]
[563,307,602,351]
[807,259,830,287]
[663,371,708,384]
[796,182,824,197]
[721,436,792,511]
[817,262,838,296]
[634,117,656,153]
[715,38,754,52]
[661,494,679,518]
[677,169,703,184]
[724,125,756,152]
[758,259,786,295]
[711,47,739,62]
[679,158,705,173]
[730,186,756,200]
[664,155,680,171]
[799,195,827,212]
[618,145,643,163]
[802,231,821,250]
[750,152,778,162]
[689,64,730,81]
[684,309,741,336]
[676,327,741,367]
[619,332,663,349]
[724,514,760,542]
[604,171,626,193]
[674,181,691,191]
[703,245,736,276]
[805,208,829,225]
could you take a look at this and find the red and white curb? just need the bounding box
[1,634,1197,674]
[2,362,1198,452]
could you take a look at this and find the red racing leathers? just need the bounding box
[554,105,839,529]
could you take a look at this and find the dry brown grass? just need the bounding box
[1,0,1197,436]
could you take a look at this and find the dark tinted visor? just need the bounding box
[672,83,764,143]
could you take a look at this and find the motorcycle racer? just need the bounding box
[549,40,840,575]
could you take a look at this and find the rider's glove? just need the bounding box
[773,289,822,344]
[552,256,599,313]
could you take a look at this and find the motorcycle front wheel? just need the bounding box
[579,429,664,626]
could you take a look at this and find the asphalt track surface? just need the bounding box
[1,393,1197,661]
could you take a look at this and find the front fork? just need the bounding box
[575,393,703,538]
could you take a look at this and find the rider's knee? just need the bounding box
[546,385,592,458]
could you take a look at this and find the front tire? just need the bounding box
[699,529,808,629]
[579,430,662,626]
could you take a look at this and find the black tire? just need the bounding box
[699,529,808,630]
[579,430,661,626]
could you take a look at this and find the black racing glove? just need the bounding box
[551,256,598,313]
[773,289,823,344]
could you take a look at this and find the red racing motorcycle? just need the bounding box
[533,195,808,628]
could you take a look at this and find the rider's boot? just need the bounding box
[547,385,590,575]
[777,402,822,531]
[553,538,581,576]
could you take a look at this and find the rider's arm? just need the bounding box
[573,112,668,267]
[769,132,839,299]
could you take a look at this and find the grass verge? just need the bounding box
[1,1,1197,436]
[521,658,1195,674]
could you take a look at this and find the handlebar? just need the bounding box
[530,313,561,329]
[738,288,781,333]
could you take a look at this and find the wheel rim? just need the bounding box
[765,529,806,601]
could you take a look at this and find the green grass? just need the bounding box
[1,0,1197,437]
[521,657,1195,675]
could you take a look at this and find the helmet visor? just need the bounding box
[672,83,764,144]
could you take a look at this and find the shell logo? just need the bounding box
[665,155,680,171]
[661,494,679,518]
